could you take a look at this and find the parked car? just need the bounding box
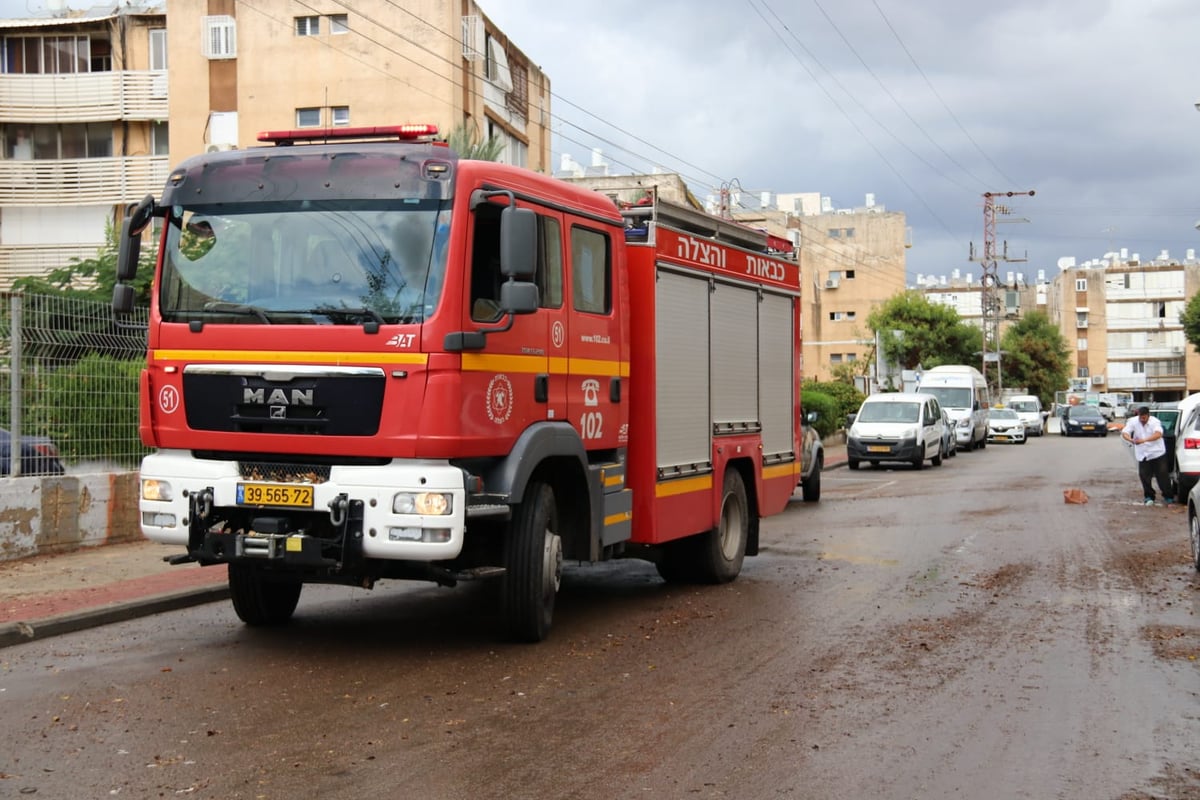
[1006,395,1045,436]
[846,392,947,470]
[1150,402,1181,474]
[1061,405,1108,437]
[0,427,65,476]
[1169,394,1200,501]
[940,409,957,461]
[800,410,823,503]
[987,408,1027,444]
[1187,480,1200,572]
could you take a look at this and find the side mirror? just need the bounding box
[500,280,539,315]
[112,283,136,314]
[127,194,156,236]
[804,410,819,424]
[499,206,536,279]
[845,413,857,427]
[115,218,141,282]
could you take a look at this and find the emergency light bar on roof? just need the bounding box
[256,124,440,145]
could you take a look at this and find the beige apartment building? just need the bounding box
[1046,256,1200,402]
[0,6,168,288]
[167,0,551,172]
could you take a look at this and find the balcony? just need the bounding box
[0,243,99,290]
[0,71,168,123]
[0,155,169,206]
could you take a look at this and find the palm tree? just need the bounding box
[445,122,505,161]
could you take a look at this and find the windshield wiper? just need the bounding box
[301,306,387,331]
[201,302,273,324]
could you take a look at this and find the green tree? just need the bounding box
[445,122,505,161]
[802,378,865,426]
[998,310,1070,409]
[1181,291,1200,352]
[11,220,156,305]
[866,291,982,370]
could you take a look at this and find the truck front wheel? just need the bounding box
[228,563,302,626]
[502,481,562,643]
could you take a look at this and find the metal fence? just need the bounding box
[1,291,149,474]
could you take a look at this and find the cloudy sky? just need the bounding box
[482,0,1200,285]
[4,0,1199,286]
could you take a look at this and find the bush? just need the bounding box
[801,390,840,439]
[802,379,865,426]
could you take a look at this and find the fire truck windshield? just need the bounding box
[159,199,451,325]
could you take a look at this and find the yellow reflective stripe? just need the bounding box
[603,473,625,488]
[762,462,799,480]
[152,349,428,365]
[604,510,632,526]
[655,474,713,498]
[462,352,629,377]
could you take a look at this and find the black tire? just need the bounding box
[656,469,749,585]
[848,458,860,471]
[912,447,925,470]
[502,480,562,643]
[932,440,943,467]
[802,457,822,502]
[228,564,302,626]
[1190,509,1200,572]
[977,431,987,449]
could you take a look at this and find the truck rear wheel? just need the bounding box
[802,458,822,502]
[656,469,748,584]
[228,564,302,626]
[502,481,562,643]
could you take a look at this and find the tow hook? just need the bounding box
[189,488,214,521]
[328,493,349,527]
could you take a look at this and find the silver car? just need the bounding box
[986,408,1027,444]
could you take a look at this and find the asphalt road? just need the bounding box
[0,432,1196,799]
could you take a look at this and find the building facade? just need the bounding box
[1047,254,1200,402]
[167,0,551,173]
[0,7,168,288]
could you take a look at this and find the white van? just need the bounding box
[846,392,948,470]
[1006,394,1045,436]
[916,365,990,450]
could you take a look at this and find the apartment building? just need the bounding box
[167,0,550,173]
[1047,252,1200,402]
[0,6,168,288]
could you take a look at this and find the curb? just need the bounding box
[0,584,230,650]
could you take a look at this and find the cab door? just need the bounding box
[564,221,625,455]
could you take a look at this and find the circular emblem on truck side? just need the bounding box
[158,385,180,414]
[486,374,514,424]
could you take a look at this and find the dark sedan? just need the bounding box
[1061,405,1108,437]
[0,427,66,476]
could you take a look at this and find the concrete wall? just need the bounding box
[0,472,141,562]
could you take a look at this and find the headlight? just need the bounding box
[900,427,919,441]
[142,479,173,502]
[957,418,971,429]
[392,492,453,515]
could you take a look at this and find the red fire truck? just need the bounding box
[113,124,803,641]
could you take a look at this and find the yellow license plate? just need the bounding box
[1081,425,1094,430]
[995,435,1008,440]
[237,482,314,508]
[867,445,890,453]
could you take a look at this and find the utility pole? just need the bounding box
[969,190,1035,396]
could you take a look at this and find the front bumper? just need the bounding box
[137,449,467,561]
[847,438,921,462]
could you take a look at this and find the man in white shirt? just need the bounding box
[1121,405,1173,505]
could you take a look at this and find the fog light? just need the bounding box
[388,527,423,542]
[425,529,451,544]
[142,479,173,501]
[142,511,177,528]
[392,492,452,515]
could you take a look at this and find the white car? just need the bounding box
[1186,481,1200,571]
[1006,396,1044,436]
[986,408,1027,444]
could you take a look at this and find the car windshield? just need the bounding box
[1069,406,1103,420]
[1008,401,1037,413]
[857,402,920,423]
[991,409,1019,420]
[159,199,451,325]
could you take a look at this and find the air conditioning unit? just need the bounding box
[1173,345,1185,354]
[1092,375,1105,385]
[1076,320,1088,329]
[824,278,839,289]
[205,143,234,153]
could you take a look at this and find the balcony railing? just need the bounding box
[0,71,168,122]
[0,244,99,290]
[0,155,169,205]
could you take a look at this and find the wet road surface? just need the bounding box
[0,434,1196,799]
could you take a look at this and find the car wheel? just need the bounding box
[802,456,822,502]
[1191,510,1200,572]
[848,458,860,471]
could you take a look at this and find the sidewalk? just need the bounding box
[0,445,849,649]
